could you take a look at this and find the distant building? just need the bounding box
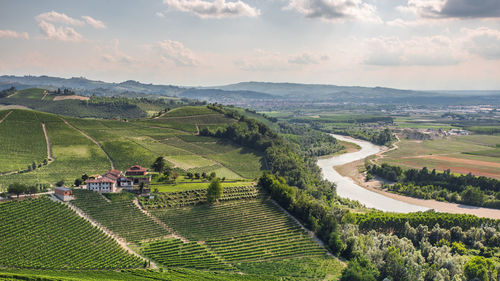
[125,165,151,185]
[54,187,73,201]
[447,129,470,136]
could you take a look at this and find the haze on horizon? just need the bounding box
[0,0,499,91]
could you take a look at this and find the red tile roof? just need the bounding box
[127,165,147,172]
[86,178,115,184]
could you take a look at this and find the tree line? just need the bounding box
[368,164,500,209]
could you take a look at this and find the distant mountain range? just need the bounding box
[1,75,499,105]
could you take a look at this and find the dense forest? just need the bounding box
[368,164,500,209]
[278,122,344,157]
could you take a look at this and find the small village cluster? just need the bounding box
[54,165,151,201]
[86,165,151,193]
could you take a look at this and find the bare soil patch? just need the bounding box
[53,95,89,101]
[436,165,500,179]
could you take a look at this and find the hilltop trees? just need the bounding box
[206,178,223,203]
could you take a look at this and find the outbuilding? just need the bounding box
[54,187,73,201]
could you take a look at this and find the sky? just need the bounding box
[0,0,499,90]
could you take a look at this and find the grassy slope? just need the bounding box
[0,106,264,186]
[0,111,110,185]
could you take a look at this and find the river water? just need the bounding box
[317,134,428,213]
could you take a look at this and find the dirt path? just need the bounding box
[6,91,19,98]
[195,124,200,135]
[41,123,53,161]
[41,90,48,100]
[48,195,157,268]
[0,111,12,124]
[133,198,190,243]
[59,117,115,170]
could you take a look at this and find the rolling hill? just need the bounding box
[0,106,264,186]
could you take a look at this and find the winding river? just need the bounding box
[317,134,429,213]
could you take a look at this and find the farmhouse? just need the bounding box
[125,165,151,186]
[54,187,73,201]
[86,177,117,193]
[84,165,149,193]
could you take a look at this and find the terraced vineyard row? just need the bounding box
[141,185,261,208]
[142,239,231,270]
[71,189,169,243]
[148,198,327,263]
[151,199,298,241]
[0,197,143,269]
[206,229,327,262]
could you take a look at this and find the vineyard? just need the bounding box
[140,185,261,208]
[236,257,345,280]
[142,239,231,270]
[206,228,327,262]
[0,268,272,281]
[0,107,264,186]
[148,198,328,263]
[0,197,143,269]
[71,189,169,243]
[0,110,110,185]
[354,211,499,232]
[0,109,47,172]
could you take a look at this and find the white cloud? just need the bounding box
[100,39,135,64]
[236,49,330,71]
[82,16,106,29]
[286,0,382,23]
[163,0,260,18]
[38,21,83,42]
[156,12,166,18]
[0,30,29,39]
[289,53,329,64]
[35,11,84,26]
[385,18,433,27]
[364,35,462,66]
[157,40,199,66]
[462,27,500,59]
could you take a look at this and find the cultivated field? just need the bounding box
[381,135,500,178]
[0,197,142,269]
[149,198,329,261]
[71,189,169,243]
[0,106,264,186]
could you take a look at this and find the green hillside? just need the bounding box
[71,189,169,243]
[0,106,264,186]
[0,88,205,119]
[0,197,143,269]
